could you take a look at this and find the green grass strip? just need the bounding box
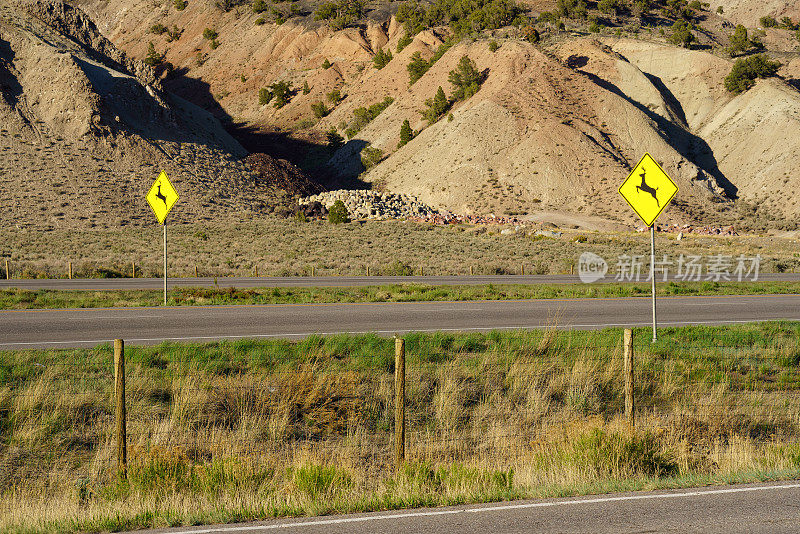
[1,281,800,309]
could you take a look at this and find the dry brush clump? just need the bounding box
[2,324,800,532]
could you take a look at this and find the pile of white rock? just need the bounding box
[299,189,440,220]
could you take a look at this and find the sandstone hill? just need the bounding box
[13,0,800,229]
[0,0,319,230]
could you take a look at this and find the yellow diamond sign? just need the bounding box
[146,171,179,224]
[618,153,678,227]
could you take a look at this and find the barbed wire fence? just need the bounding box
[2,328,800,490]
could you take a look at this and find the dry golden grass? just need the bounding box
[2,324,800,532]
[3,219,800,279]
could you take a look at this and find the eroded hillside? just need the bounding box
[0,0,320,230]
[19,0,800,228]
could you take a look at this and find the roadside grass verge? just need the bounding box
[2,322,800,532]
[4,220,800,280]
[2,280,800,309]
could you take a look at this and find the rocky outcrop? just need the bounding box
[300,189,440,220]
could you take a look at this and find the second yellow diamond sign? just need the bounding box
[146,171,179,224]
[618,153,678,227]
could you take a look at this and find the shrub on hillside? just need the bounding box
[311,101,329,118]
[631,0,651,18]
[778,17,797,30]
[270,81,293,108]
[726,25,761,56]
[396,0,520,38]
[661,0,695,20]
[326,128,344,150]
[150,23,167,35]
[203,28,218,40]
[215,0,248,10]
[258,87,273,105]
[302,81,310,94]
[373,48,393,69]
[759,16,778,28]
[421,86,450,125]
[489,40,499,52]
[328,200,350,223]
[668,20,695,48]
[396,33,413,53]
[322,58,332,69]
[345,97,394,138]
[360,145,384,169]
[398,119,414,147]
[253,0,268,12]
[144,42,165,67]
[427,0,521,35]
[326,90,343,104]
[395,0,427,35]
[597,0,625,16]
[448,55,482,101]
[174,0,187,10]
[165,26,183,42]
[314,0,366,30]
[556,0,587,19]
[724,54,781,94]
[407,51,430,85]
[522,25,540,42]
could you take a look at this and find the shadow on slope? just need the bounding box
[574,64,738,199]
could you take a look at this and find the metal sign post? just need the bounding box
[618,153,678,343]
[146,171,179,306]
[163,223,168,306]
[650,225,657,342]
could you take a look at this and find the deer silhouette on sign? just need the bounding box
[636,168,659,206]
[155,182,168,207]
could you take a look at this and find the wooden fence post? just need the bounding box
[132,261,136,279]
[311,266,315,277]
[394,336,406,468]
[366,265,370,276]
[195,265,199,278]
[68,262,72,280]
[521,263,524,275]
[623,329,634,429]
[114,339,127,478]
[4,259,8,280]
[255,265,259,277]
[470,265,474,276]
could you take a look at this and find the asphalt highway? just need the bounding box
[1,273,799,290]
[2,293,799,349]
[129,480,800,534]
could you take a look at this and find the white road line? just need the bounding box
[170,483,800,533]
[3,317,800,348]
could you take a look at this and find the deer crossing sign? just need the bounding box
[146,171,179,224]
[618,153,678,227]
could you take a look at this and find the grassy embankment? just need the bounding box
[2,322,800,532]
[3,220,800,279]
[2,281,800,309]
